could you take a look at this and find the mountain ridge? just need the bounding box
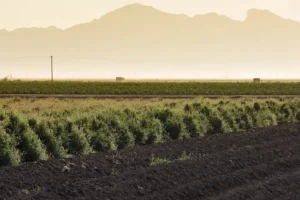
[2,4,299,32]
[0,3,300,68]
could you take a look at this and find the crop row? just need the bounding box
[0,98,300,166]
[0,81,300,95]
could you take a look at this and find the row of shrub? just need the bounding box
[0,81,300,95]
[1,98,300,166]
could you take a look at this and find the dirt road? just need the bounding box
[0,94,300,99]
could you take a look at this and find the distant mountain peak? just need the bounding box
[194,12,234,20]
[47,26,60,30]
[107,3,160,15]
[197,12,222,17]
[95,3,164,22]
[121,3,154,9]
[193,12,239,25]
[245,8,284,22]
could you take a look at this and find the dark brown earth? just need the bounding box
[1,123,300,200]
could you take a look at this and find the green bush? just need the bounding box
[184,114,205,138]
[0,129,21,166]
[129,119,147,145]
[129,117,164,145]
[280,104,296,123]
[254,110,277,128]
[75,116,90,130]
[104,116,135,149]
[165,114,189,140]
[68,127,92,155]
[239,113,254,130]
[0,111,9,128]
[28,118,38,131]
[5,114,27,141]
[36,122,66,158]
[155,109,173,123]
[192,102,202,110]
[208,115,223,134]
[222,111,240,132]
[91,131,117,152]
[1,97,300,167]
[200,106,213,116]
[253,102,261,111]
[19,128,48,162]
[144,118,164,144]
[115,126,135,149]
[184,104,192,113]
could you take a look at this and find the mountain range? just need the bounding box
[1,4,300,79]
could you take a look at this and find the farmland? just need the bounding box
[0,97,300,166]
[1,97,300,199]
[0,81,300,95]
[1,123,300,199]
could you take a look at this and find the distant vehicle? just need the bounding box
[116,77,125,82]
[253,78,261,83]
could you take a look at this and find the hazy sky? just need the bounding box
[1,0,299,31]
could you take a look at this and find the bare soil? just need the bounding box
[1,123,300,200]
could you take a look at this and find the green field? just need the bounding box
[0,97,300,166]
[0,81,300,95]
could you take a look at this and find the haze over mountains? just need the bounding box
[1,4,300,79]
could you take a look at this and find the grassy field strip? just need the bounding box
[0,82,300,95]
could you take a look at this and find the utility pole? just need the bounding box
[51,56,53,82]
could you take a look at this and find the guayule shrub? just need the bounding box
[115,126,135,149]
[0,129,21,166]
[165,114,189,140]
[91,132,117,152]
[184,114,205,138]
[36,122,66,158]
[145,118,164,144]
[68,127,92,155]
[254,110,277,128]
[129,118,148,145]
[154,109,173,124]
[1,98,300,166]
[5,114,26,140]
[20,128,48,162]
[129,117,164,145]
[0,111,9,128]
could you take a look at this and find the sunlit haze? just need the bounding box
[1,0,299,30]
[0,1,299,80]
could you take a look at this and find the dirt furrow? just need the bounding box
[30,133,300,199]
[143,155,300,200]
[1,123,300,199]
[211,169,300,200]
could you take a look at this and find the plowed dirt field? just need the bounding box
[1,123,300,200]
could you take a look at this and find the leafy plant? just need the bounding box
[177,151,191,161]
[0,129,21,166]
[150,157,170,166]
[68,127,92,155]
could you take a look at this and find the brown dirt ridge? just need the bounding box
[1,123,300,200]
